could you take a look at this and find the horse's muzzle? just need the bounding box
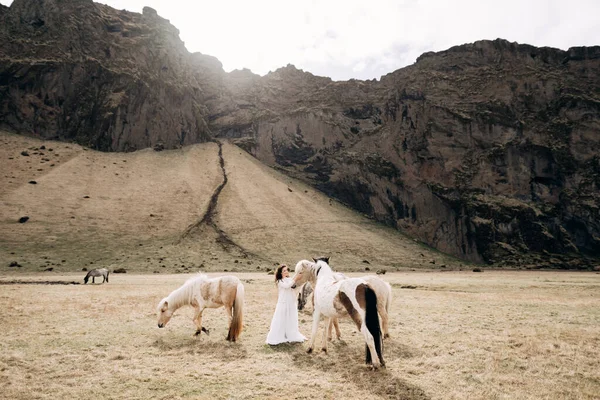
[158,323,164,328]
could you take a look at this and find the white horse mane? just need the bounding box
[296,259,345,285]
[185,273,208,283]
[165,275,208,310]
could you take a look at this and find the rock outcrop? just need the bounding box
[0,0,216,151]
[211,42,600,268]
[1,0,598,267]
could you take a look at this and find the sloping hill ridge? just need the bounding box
[1,0,599,268]
[1,131,461,273]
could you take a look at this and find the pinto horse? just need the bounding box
[305,259,384,369]
[156,274,244,342]
[294,259,393,339]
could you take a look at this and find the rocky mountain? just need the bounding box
[0,0,217,150]
[1,0,598,268]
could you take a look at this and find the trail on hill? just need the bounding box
[177,141,256,258]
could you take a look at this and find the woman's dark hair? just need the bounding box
[275,264,288,284]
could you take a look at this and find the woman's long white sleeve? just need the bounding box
[278,278,295,289]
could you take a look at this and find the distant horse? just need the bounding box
[84,268,109,284]
[305,259,384,369]
[294,259,393,339]
[156,274,244,342]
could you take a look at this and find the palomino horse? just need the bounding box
[305,259,384,369]
[156,274,244,342]
[84,268,109,284]
[294,259,393,339]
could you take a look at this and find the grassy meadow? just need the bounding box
[0,270,598,400]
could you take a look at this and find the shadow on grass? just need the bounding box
[152,336,248,361]
[262,341,306,353]
[290,338,430,400]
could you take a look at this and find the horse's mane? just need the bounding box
[315,260,337,280]
[166,274,208,310]
[185,274,208,283]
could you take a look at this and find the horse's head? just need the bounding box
[157,298,173,328]
[312,256,330,264]
[293,260,317,286]
[313,259,332,278]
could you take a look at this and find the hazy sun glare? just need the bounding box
[1,0,599,80]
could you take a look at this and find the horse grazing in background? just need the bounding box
[83,268,109,284]
[294,258,393,339]
[306,259,384,369]
[156,274,244,342]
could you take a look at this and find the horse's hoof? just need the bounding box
[321,348,327,353]
[194,330,202,336]
[384,333,390,339]
[307,348,313,354]
[371,362,383,370]
[201,327,210,335]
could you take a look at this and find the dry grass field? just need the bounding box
[0,271,598,400]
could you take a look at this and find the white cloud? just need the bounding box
[1,0,599,80]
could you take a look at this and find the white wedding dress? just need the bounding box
[266,277,307,345]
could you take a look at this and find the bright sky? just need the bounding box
[1,0,599,81]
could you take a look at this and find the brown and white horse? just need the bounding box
[294,259,393,339]
[305,259,384,369]
[157,274,244,342]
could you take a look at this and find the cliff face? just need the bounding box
[211,42,600,268]
[0,0,217,151]
[1,1,598,267]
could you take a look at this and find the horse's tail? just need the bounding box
[365,285,384,366]
[227,282,244,342]
[385,282,392,314]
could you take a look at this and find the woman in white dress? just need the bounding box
[266,264,306,345]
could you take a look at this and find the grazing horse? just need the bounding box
[156,274,244,342]
[83,268,109,284]
[306,259,384,369]
[294,259,393,339]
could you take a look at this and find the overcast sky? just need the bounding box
[1,0,599,81]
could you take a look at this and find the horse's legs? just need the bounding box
[224,305,233,341]
[361,321,381,369]
[92,276,95,284]
[333,318,341,340]
[327,318,341,341]
[307,308,321,354]
[321,318,330,352]
[193,309,205,337]
[378,303,390,339]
